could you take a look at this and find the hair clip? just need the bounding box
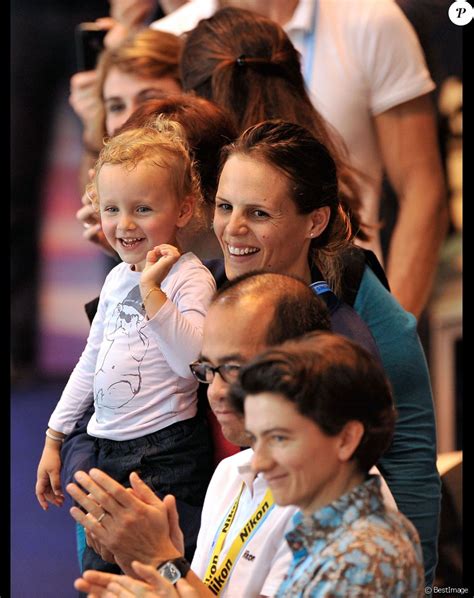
[236,54,247,67]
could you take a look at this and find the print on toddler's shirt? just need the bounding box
[95,285,149,413]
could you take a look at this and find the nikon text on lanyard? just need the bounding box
[204,483,275,595]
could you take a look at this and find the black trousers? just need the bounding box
[81,415,213,573]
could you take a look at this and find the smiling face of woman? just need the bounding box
[245,391,349,514]
[214,154,326,283]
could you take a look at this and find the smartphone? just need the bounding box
[75,22,107,72]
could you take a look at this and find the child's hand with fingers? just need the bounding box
[35,442,65,510]
[139,245,181,319]
[141,244,181,291]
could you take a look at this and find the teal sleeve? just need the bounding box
[354,267,441,585]
[76,523,86,571]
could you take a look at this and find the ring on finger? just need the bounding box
[96,511,106,523]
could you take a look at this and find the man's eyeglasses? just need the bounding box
[189,361,241,384]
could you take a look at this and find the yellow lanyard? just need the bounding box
[204,484,274,596]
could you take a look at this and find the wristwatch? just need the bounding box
[157,557,191,584]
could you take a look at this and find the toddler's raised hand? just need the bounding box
[139,245,181,319]
[141,244,181,290]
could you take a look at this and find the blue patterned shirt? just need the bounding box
[276,475,424,597]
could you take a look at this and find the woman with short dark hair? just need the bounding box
[229,331,424,596]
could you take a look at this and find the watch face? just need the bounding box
[159,562,182,584]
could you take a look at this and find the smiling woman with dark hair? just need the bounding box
[212,119,439,582]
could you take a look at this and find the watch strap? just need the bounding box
[157,556,191,578]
